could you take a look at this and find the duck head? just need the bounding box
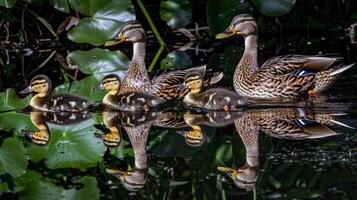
[20,75,52,97]
[184,73,204,94]
[216,14,258,39]
[105,21,146,46]
[94,74,121,95]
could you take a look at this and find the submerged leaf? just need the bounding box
[160,50,192,69]
[160,0,192,28]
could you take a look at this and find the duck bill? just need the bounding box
[104,33,126,46]
[93,83,104,92]
[20,86,33,95]
[106,168,128,181]
[216,30,237,39]
[217,166,240,176]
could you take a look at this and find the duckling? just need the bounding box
[22,111,50,145]
[20,75,94,112]
[183,73,245,111]
[94,111,122,148]
[177,112,205,147]
[94,74,165,111]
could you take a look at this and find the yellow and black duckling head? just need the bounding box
[94,74,121,95]
[184,73,204,94]
[20,75,52,97]
[95,129,122,148]
[106,167,147,192]
[105,21,146,46]
[216,14,258,39]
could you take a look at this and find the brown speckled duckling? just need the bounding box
[183,73,245,111]
[20,75,94,112]
[94,74,165,111]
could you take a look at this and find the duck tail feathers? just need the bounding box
[330,63,355,76]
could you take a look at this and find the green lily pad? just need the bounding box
[0,138,27,178]
[160,50,192,69]
[67,48,129,80]
[251,0,296,17]
[19,174,99,200]
[0,112,36,135]
[0,89,31,111]
[48,0,70,13]
[206,0,252,35]
[160,0,192,28]
[68,0,135,45]
[0,0,17,8]
[27,118,106,171]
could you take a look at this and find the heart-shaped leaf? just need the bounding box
[160,50,192,69]
[251,0,296,17]
[27,118,106,171]
[67,48,129,80]
[206,0,252,35]
[0,89,31,111]
[67,0,135,45]
[160,0,192,28]
[0,138,27,178]
[0,0,17,8]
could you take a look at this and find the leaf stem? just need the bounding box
[135,0,166,46]
[148,45,164,72]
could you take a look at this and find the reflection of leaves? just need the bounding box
[160,50,192,69]
[0,0,17,8]
[67,48,129,80]
[0,89,31,111]
[0,138,27,178]
[160,0,192,28]
[19,172,99,200]
[251,0,296,17]
[206,0,252,34]
[67,0,135,45]
[27,119,106,171]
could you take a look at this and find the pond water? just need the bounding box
[1,1,357,199]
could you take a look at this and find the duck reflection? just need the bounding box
[22,111,91,145]
[177,111,243,146]
[219,108,352,191]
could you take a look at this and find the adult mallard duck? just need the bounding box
[20,75,94,112]
[183,73,245,111]
[216,14,354,98]
[94,74,165,111]
[105,21,223,100]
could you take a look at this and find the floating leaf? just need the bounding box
[0,0,17,8]
[0,112,35,135]
[68,0,135,45]
[0,138,27,178]
[160,0,192,28]
[251,0,296,17]
[67,48,129,80]
[27,118,106,171]
[0,89,31,111]
[160,50,192,69]
[206,0,252,34]
[19,175,99,200]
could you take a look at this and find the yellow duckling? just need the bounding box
[183,73,245,111]
[20,75,94,112]
[94,74,165,111]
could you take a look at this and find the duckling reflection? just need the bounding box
[177,111,243,146]
[22,111,91,145]
[218,108,352,190]
[106,118,151,191]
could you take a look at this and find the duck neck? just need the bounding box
[131,41,146,70]
[236,35,259,76]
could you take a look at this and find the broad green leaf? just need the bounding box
[27,118,106,171]
[68,0,135,45]
[160,50,192,69]
[0,0,17,8]
[251,0,296,17]
[48,0,70,13]
[68,0,108,16]
[0,89,31,111]
[160,0,192,28]
[19,175,99,200]
[67,48,129,80]
[0,138,27,178]
[206,0,252,35]
[0,112,35,135]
